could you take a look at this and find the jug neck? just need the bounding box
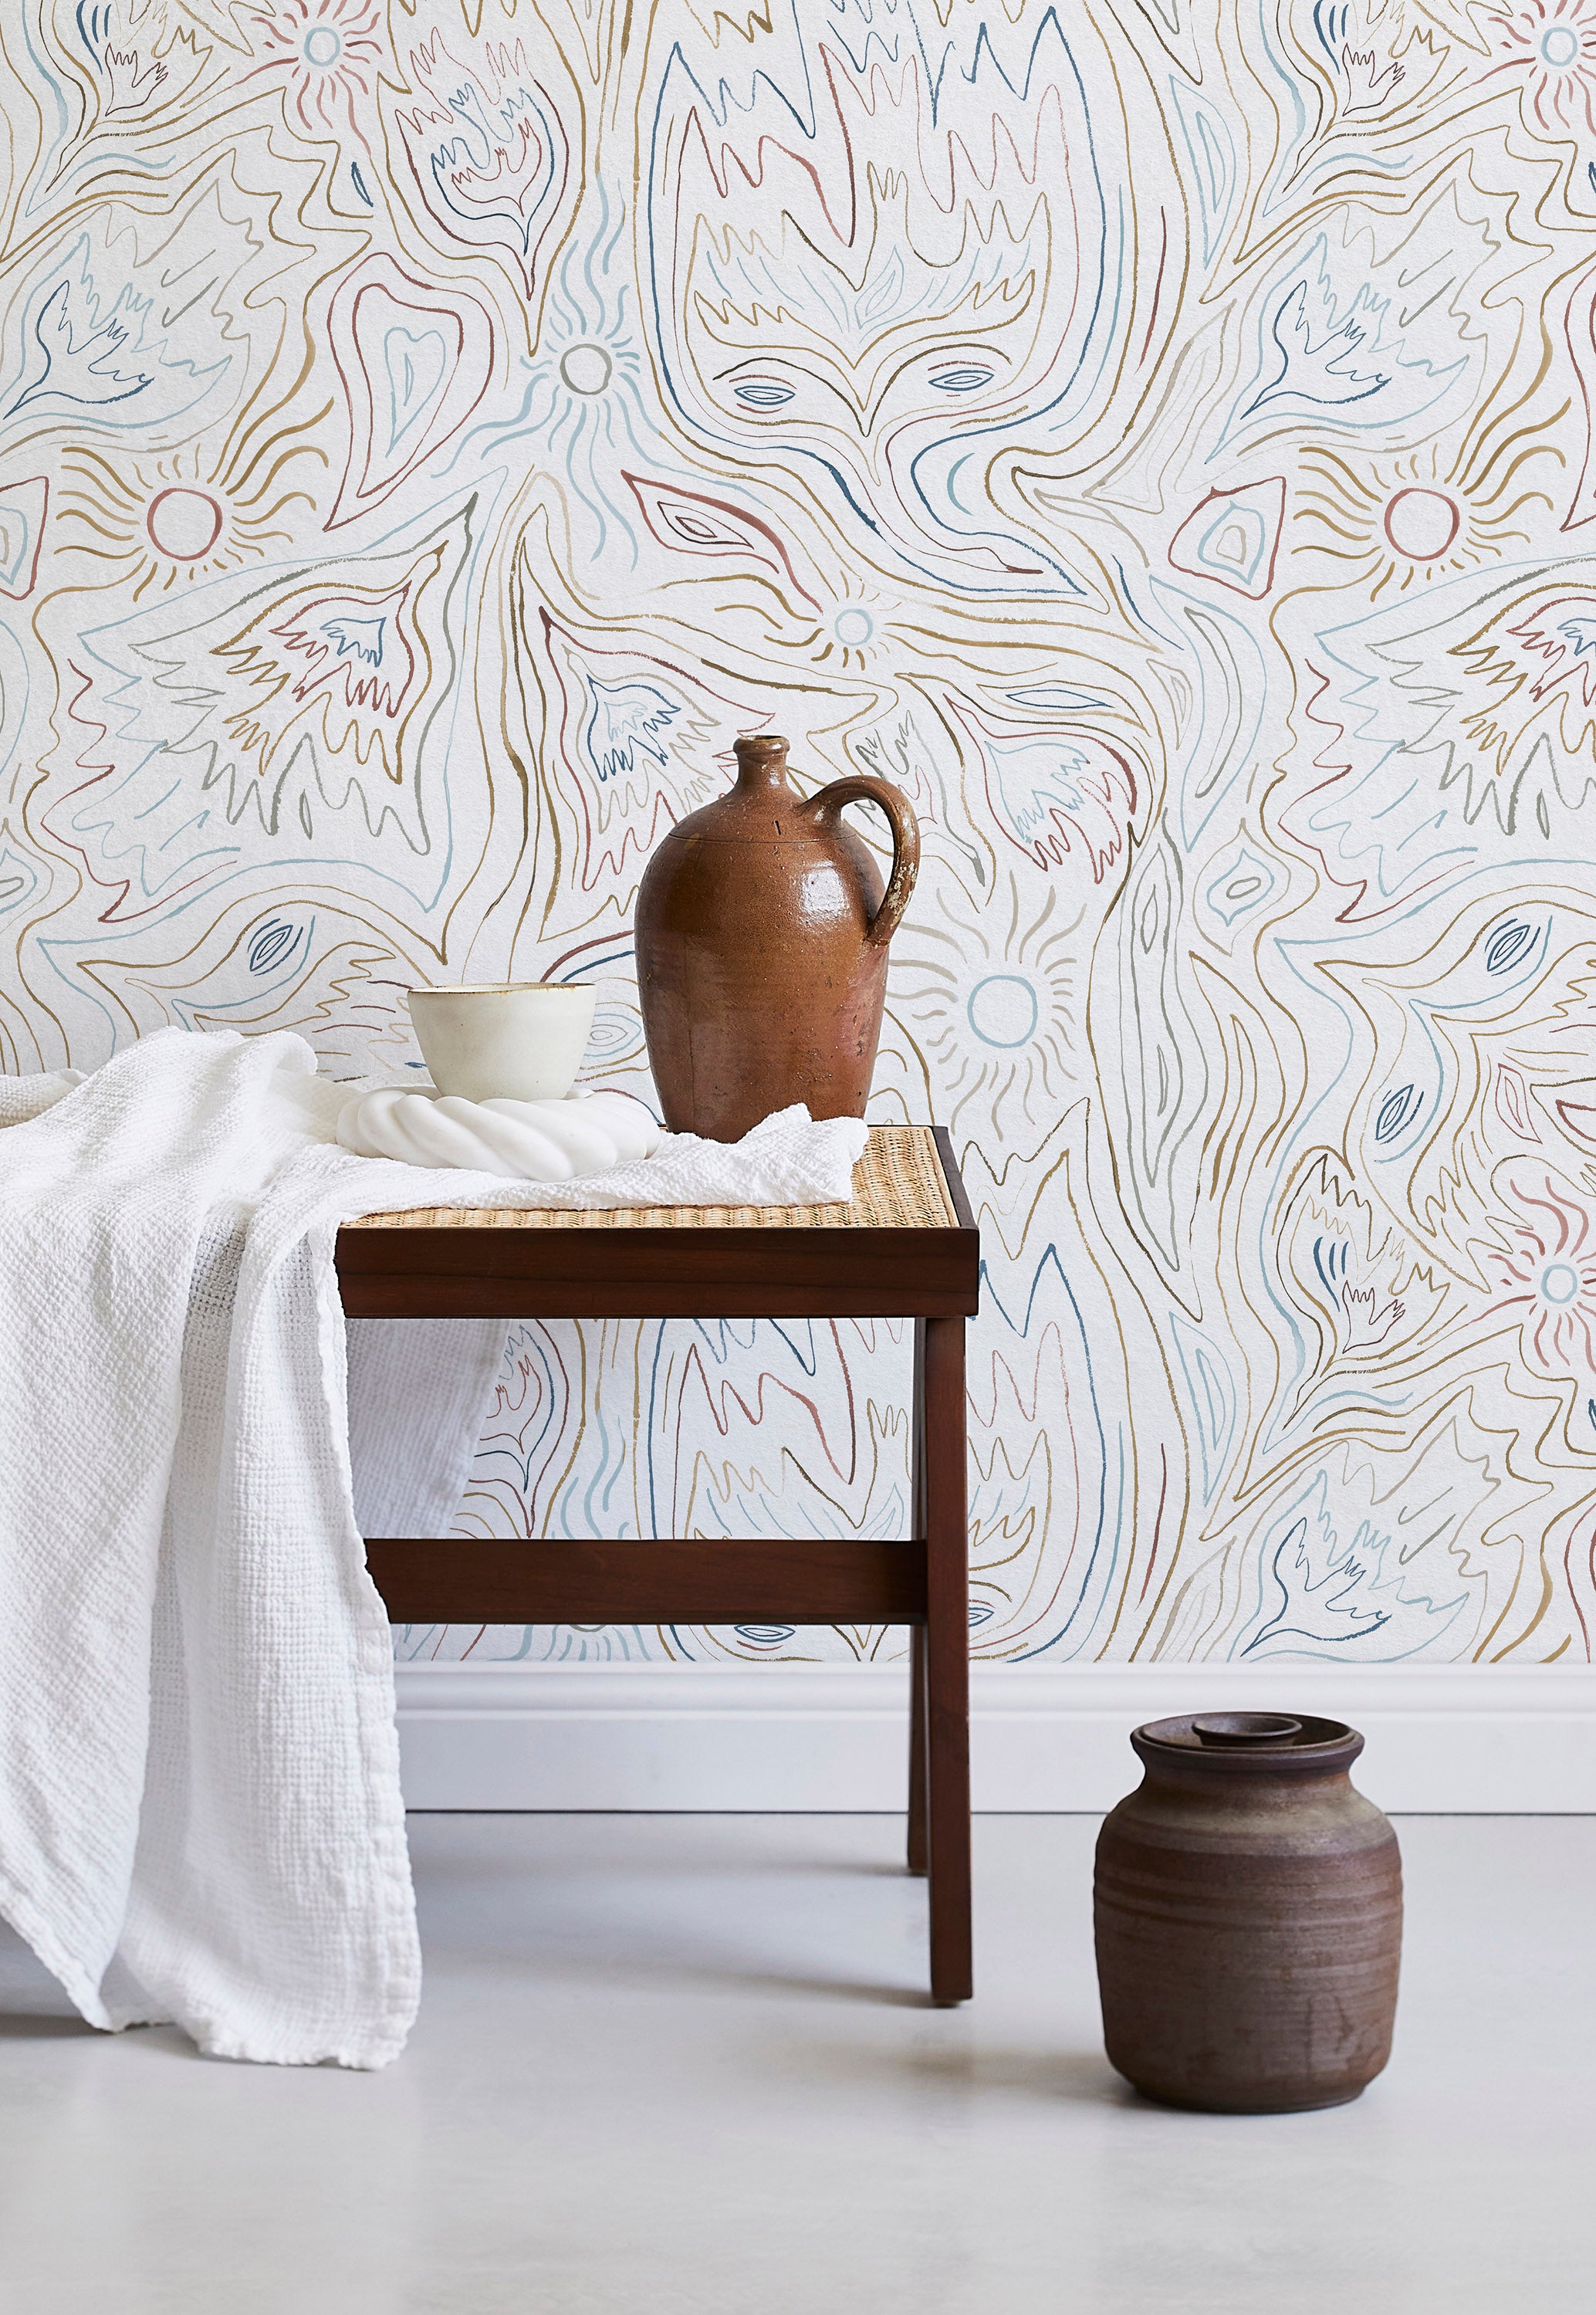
[734,734,794,795]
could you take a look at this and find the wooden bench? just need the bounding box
[336,1125,979,2002]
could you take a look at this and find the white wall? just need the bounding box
[397,1665,1596,1815]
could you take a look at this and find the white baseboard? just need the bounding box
[394,1662,1596,1815]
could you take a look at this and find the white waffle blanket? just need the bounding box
[0,1030,865,2066]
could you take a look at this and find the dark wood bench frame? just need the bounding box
[336,1127,978,2004]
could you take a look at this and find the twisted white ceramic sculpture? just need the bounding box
[336,1085,663,1181]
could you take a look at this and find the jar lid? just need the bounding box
[1192,1711,1304,1746]
[1131,1711,1364,1779]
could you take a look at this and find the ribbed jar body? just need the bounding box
[634,734,918,1142]
[1094,1714,1402,2113]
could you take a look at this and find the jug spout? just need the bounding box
[733,733,793,791]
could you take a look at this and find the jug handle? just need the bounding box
[802,775,921,948]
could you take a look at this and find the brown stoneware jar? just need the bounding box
[634,733,919,1141]
[1094,1711,1402,2113]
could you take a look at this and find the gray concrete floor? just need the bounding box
[1,1814,1591,2313]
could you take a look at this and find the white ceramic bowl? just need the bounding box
[406,982,597,1103]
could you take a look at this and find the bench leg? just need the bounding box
[922,1311,971,2003]
[908,1625,928,1875]
[908,1318,928,1875]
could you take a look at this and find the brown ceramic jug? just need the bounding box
[634,733,919,1141]
[1094,1711,1402,2113]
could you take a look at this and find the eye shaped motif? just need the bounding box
[1375,1085,1421,1145]
[732,377,795,408]
[929,366,994,392]
[249,919,301,975]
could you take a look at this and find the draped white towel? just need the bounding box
[0,1030,866,2066]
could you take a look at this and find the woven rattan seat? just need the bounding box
[343,1124,956,1233]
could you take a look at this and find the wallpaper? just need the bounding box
[2,1,1594,1668]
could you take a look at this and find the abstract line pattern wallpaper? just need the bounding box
[2,0,1594,1667]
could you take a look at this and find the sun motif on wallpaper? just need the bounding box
[1484,0,1596,140]
[1487,1166,1596,1381]
[793,581,898,675]
[513,186,654,563]
[54,436,323,599]
[1291,437,1558,599]
[246,0,384,157]
[883,852,1085,1141]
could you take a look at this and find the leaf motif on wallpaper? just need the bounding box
[83,5,223,138]
[1471,591,1596,752]
[943,696,1137,883]
[1158,1389,1533,1664]
[1233,1466,1471,1663]
[967,1419,1050,1647]
[0,171,296,447]
[393,28,580,312]
[1292,560,1596,920]
[623,473,820,609]
[852,706,977,870]
[528,610,756,909]
[1241,251,1395,421]
[1220,187,1495,455]
[1452,574,1596,819]
[1320,0,1454,129]
[52,496,477,917]
[1,232,225,430]
[1269,1150,1442,1430]
[326,256,496,529]
[92,15,171,116]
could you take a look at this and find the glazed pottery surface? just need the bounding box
[634,733,919,1142]
[1094,1712,1402,2114]
[406,983,597,1104]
